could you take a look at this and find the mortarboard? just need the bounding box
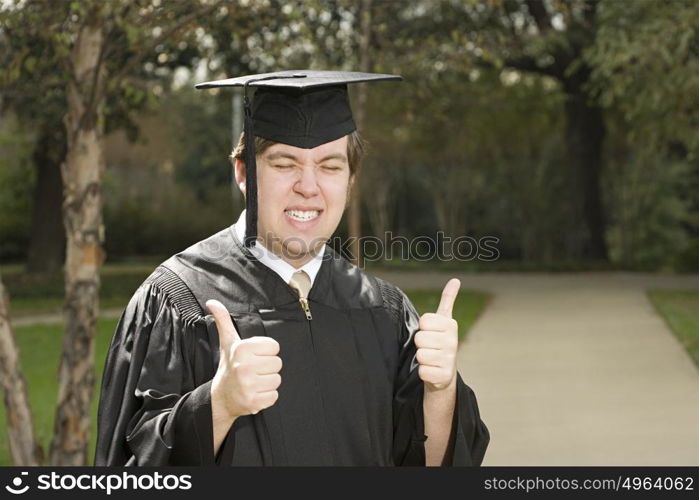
[194,70,402,247]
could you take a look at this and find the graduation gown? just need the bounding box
[95,225,489,466]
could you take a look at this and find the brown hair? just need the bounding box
[230,130,366,176]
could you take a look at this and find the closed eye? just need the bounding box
[320,164,344,172]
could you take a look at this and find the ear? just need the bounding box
[234,158,246,194]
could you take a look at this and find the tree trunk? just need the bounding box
[364,176,396,238]
[49,22,106,466]
[26,125,67,274]
[348,0,372,268]
[348,171,363,267]
[563,79,608,261]
[0,274,42,465]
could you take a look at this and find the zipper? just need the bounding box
[303,297,335,462]
[299,297,312,320]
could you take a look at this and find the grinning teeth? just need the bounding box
[285,210,319,222]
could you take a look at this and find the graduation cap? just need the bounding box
[194,70,402,247]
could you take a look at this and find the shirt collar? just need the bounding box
[234,210,325,286]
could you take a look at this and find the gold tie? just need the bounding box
[289,270,312,320]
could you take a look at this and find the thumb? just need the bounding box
[206,299,241,351]
[436,278,460,318]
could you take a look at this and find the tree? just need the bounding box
[26,127,66,274]
[55,0,231,466]
[372,0,609,260]
[0,0,200,273]
[348,0,373,267]
[0,7,68,273]
[0,0,226,465]
[472,0,608,260]
[0,274,41,465]
[586,0,699,267]
[586,0,699,158]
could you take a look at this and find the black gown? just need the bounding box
[94,225,489,466]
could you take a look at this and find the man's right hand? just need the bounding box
[206,299,282,420]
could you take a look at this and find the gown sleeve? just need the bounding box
[387,284,490,466]
[95,277,218,466]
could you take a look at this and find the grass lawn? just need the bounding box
[0,288,489,465]
[0,319,117,466]
[407,289,490,342]
[647,289,699,369]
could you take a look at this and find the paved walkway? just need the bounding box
[375,271,699,465]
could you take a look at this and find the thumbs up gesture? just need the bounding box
[414,279,461,392]
[207,299,282,419]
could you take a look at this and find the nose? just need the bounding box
[294,165,320,198]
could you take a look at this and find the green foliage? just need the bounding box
[0,113,35,261]
[104,183,236,259]
[605,153,691,270]
[100,84,243,260]
[1,0,698,272]
[675,239,699,273]
[363,59,573,261]
[0,0,253,264]
[582,0,699,269]
[0,0,253,166]
[587,0,699,158]
[166,88,235,201]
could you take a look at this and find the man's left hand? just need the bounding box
[414,278,461,391]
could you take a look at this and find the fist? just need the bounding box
[207,299,282,418]
[414,278,460,391]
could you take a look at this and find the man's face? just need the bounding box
[236,135,351,266]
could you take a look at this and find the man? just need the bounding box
[95,70,489,466]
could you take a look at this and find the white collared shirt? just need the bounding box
[234,210,325,286]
